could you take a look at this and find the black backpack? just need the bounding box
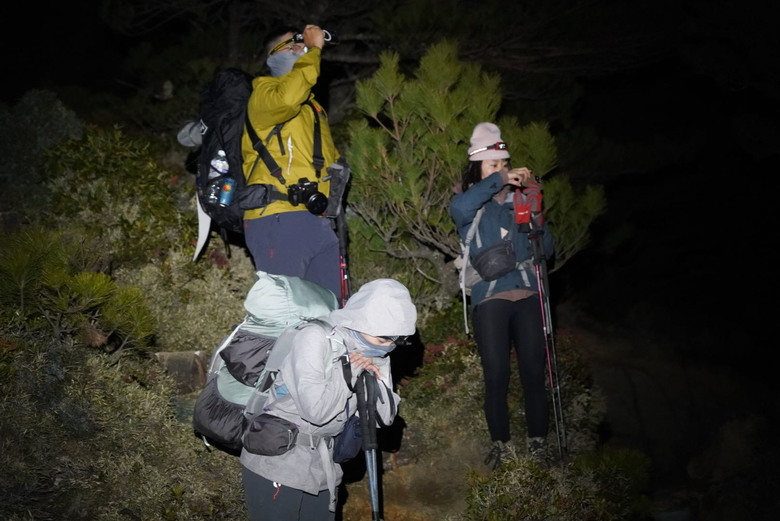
[195,68,270,237]
[180,68,352,260]
[195,68,249,235]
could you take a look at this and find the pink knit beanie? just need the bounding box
[467,122,510,161]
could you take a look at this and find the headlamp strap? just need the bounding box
[270,37,296,56]
[468,141,508,157]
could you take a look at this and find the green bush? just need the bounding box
[460,446,653,521]
[0,90,84,219]
[0,335,245,521]
[0,227,155,356]
[460,442,650,521]
[44,125,195,265]
[112,247,256,354]
[0,225,247,520]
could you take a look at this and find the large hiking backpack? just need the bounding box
[179,68,353,262]
[184,68,288,260]
[194,68,253,237]
[192,271,338,455]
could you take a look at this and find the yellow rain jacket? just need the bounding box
[241,47,339,220]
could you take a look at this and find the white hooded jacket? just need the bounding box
[240,279,417,511]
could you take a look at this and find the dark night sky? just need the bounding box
[2,2,131,103]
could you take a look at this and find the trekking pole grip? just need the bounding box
[364,373,379,449]
[355,373,371,450]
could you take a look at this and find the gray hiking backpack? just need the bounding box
[192,271,338,455]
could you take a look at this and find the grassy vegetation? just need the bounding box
[0,91,652,520]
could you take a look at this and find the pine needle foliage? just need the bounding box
[347,41,503,312]
[112,247,255,355]
[543,175,607,270]
[0,226,247,520]
[0,91,261,521]
[0,227,155,357]
[346,40,605,315]
[101,285,156,353]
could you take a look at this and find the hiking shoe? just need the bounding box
[484,440,516,469]
[527,437,547,465]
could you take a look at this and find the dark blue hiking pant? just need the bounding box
[473,296,549,441]
[242,466,334,521]
[244,211,341,299]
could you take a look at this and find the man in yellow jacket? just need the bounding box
[241,24,341,298]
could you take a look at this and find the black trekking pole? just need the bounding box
[356,372,383,521]
[529,227,568,462]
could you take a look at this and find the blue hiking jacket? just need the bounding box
[449,171,554,308]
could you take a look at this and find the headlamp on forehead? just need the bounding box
[269,37,305,56]
[468,141,508,157]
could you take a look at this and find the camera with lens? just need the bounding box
[287,178,328,215]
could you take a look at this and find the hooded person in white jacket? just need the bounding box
[240,278,418,520]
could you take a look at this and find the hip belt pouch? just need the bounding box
[471,241,516,281]
[243,413,299,456]
[332,414,362,463]
[237,184,269,211]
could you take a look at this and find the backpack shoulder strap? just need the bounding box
[300,318,354,392]
[245,112,286,184]
[460,207,485,334]
[302,100,324,178]
[245,100,324,184]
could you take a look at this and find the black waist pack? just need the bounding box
[471,241,516,281]
[243,413,299,456]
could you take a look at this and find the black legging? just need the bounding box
[473,296,548,441]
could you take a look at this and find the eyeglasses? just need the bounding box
[378,335,407,345]
[468,141,508,157]
[269,37,307,56]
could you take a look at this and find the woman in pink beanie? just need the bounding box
[449,122,555,468]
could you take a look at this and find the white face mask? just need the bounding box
[267,51,304,77]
